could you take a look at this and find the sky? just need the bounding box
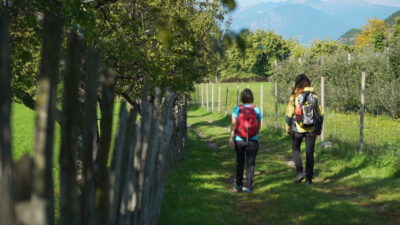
[236,0,400,8]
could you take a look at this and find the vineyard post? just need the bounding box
[348,53,351,65]
[211,83,214,112]
[197,84,200,105]
[360,72,366,153]
[236,83,239,106]
[321,77,325,141]
[192,85,194,104]
[275,82,279,129]
[206,83,209,111]
[260,84,263,124]
[194,86,196,104]
[299,57,302,65]
[192,91,194,105]
[386,47,390,70]
[225,86,228,116]
[218,85,221,112]
[201,83,204,107]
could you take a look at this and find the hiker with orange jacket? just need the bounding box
[229,88,262,193]
[285,74,324,185]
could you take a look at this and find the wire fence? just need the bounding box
[191,81,400,153]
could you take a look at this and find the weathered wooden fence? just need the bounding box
[0,10,186,225]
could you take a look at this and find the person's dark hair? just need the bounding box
[291,74,311,96]
[241,88,254,104]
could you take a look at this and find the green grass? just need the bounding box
[160,129,252,225]
[194,82,400,152]
[10,101,122,224]
[161,105,399,224]
[10,83,400,224]
[162,81,399,224]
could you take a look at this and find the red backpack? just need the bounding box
[235,105,259,140]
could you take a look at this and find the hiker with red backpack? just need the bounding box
[229,88,262,193]
[285,74,324,185]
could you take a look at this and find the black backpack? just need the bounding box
[294,92,322,132]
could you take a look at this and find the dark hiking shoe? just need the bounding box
[296,172,306,183]
[235,185,243,192]
[244,187,252,193]
[305,179,312,185]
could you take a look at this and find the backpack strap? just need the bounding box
[238,104,244,113]
[302,92,311,105]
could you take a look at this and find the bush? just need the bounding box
[271,47,400,118]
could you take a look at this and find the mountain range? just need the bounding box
[229,0,400,44]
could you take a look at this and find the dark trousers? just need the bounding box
[234,140,259,188]
[292,132,316,179]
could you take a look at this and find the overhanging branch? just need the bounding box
[14,90,64,126]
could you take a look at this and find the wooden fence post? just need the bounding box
[206,83,209,111]
[225,87,228,116]
[218,85,221,113]
[360,72,366,153]
[108,102,129,225]
[133,85,152,225]
[321,77,325,141]
[275,82,279,129]
[139,88,162,225]
[0,9,16,225]
[152,90,175,225]
[81,48,101,225]
[211,83,214,112]
[60,31,84,225]
[116,104,138,225]
[31,13,64,225]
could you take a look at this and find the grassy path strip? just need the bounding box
[160,106,395,225]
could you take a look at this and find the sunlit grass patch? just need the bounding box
[183,90,400,224]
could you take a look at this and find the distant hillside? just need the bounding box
[231,4,345,44]
[338,28,362,45]
[385,10,400,27]
[338,10,400,45]
[229,1,400,45]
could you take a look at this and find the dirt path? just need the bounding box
[187,111,398,225]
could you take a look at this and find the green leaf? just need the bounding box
[222,0,236,11]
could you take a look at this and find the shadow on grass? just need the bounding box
[160,129,253,225]
[177,106,400,224]
[162,127,392,225]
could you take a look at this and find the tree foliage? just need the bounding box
[356,18,389,50]
[392,17,400,38]
[310,40,340,56]
[218,30,289,81]
[6,0,231,104]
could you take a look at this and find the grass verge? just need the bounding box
[160,105,399,225]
